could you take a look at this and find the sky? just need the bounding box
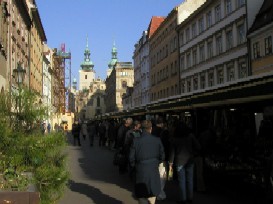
[35,0,183,86]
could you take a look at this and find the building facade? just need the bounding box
[85,78,106,119]
[178,0,248,96]
[42,44,52,123]
[7,0,31,91]
[132,30,150,108]
[0,1,9,91]
[105,62,134,113]
[149,9,179,103]
[27,0,47,93]
[248,0,273,76]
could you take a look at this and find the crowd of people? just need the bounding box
[71,116,203,204]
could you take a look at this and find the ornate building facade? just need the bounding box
[105,61,134,113]
[0,1,9,91]
[75,38,106,120]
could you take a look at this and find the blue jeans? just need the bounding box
[176,162,194,201]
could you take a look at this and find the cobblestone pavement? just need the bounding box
[59,133,271,204]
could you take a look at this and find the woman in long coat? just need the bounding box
[129,120,165,204]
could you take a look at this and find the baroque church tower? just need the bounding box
[79,37,95,90]
[107,42,118,77]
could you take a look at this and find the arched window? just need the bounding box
[122,81,127,88]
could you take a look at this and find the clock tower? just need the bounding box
[79,36,95,91]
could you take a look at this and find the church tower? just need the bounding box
[107,41,118,77]
[79,36,95,90]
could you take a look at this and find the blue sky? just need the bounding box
[36,0,183,86]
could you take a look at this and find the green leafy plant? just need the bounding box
[0,88,69,204]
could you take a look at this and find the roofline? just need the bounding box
[149,7,178,40]
[31,7,47,42]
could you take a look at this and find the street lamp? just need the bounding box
[13,62,26,128]
[13,62,26,86]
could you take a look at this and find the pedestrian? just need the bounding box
[129,120,165,204]
[107,120,116,149]
[87,120,96,146]
[47,123,51,134]
[72,121,81,146]
[98,121,106,146]
[151,117,167,200]
[117,117,133,174]
[41,122,46,134]
[124,120,142,179]
[81,121,88,140]
[169,121,201,204]
[54,123,59,132]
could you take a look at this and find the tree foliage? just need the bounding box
[0,88,69,204]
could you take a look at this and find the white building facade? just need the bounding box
[178,0,249,96]
[133,31,150,108]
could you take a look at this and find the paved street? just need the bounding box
[59,133,269,204]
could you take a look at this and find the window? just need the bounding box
[237,23,245,44]
[265,36,272,55]
[180,55,185,70]
[181,80,185,93]
[179,32,184,46]
[208,71,214,87]
[200,74,206,89]
[174,37,177,50]
[85,75,87,79]
[192,23,197,38]
[215,4,221,22]
[192,49,197,66]
[186,52,191,69]
[227,64,235,82]
[226,30,233,50]
[193,77,198,90]
[199,44,205,62]
[237,0,245,8]
[217,67,224,84]
[238,60,247,78]
[207,41,213,58]
[186,28,190,42]
[199,17,204,33]
[216,35,223,54]
[187,80,191,92]
[122,81,127,88]
[207,11,212,28]
[226,0,232,15]
[253,42,260,59]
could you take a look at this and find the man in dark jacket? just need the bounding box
[72,121,81,146]
[116,118,133,174]
[169,122,201,204]
[129,120,165,204]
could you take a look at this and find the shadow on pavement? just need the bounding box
[68,180,123,204]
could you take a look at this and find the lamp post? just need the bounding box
[13,62,26,125]
[13,62,26,86]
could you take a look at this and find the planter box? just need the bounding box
[0,192,40,204]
